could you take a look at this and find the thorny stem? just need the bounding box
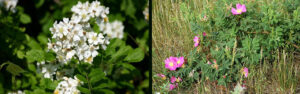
[85,74,92,94]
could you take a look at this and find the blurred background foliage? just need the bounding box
[0,0,150,93]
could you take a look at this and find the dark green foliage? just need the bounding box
[0,0,149,93]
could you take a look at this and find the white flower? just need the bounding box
[37,61,61,80]
[1,0,18,13]
[66,50,76,60]
[87,32,105,45]
[50,21,68,39]
[89,46,99,57]
[99,21,124,39]
[54,76,81,94]
[76,44,89,60]
[143,2,149,20]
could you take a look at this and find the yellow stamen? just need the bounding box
[54,90,59,94]
[104,17,109,22]
[237,9,242,13]
[177,60,181,64]
[169,62,174,67]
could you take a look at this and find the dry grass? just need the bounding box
[152,0,300,93]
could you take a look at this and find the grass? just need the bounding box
[152,0,300,93]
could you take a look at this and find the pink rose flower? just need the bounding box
[243,67,248,77]
[165,57,178,71]
[170,76,176,83]
[231,3,246,15]
[194,36,199,47]
[169,84,176,91]
[176,57,184,68]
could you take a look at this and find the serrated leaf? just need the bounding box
[77,87,90,94]
[6,62,25,76]
[121,0,136,19]
[45,52,55,61]
[20,13,31,24]
[124,48,144,62]
[90,73,104,83]
[92,83,108,90]
[26,49,45,62]
[110,46,132,63]
[121,63,136,71]
[98,89,114,94]
[76,74,87,83]
[89,68,105,83]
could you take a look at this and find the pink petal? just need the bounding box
[165,57,178,71]
[176,57,184,67]
[244,67,249,77]
[241,4,247,12]
[171,76,176,83]
[177,77,182,82]
[207,61,212,64]
[231,8,239,15]
[236,3,242,9]
[203,32,207,36]
[194,43,199,47]
[169,84,176,90]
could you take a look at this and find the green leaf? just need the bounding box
[89,68,105,83]
[28,64,36,72]
[26,49,45,63]
[5,62,25,76]
[121,0,136,19]
[92,83,108,90]
[124,48,144,62]
[76,74,87,83]
[77,87,90,94]
[20,13,31,24]
[121,63,136,71]
[35,0,44,8]
[110,45,132,63]
[98,89,114,94]
[32,89,46,94]
[17,51,25,59]
[45,52,56,62]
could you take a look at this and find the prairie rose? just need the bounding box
[165,57,178,71]
[170,76,176,83]
[176,57,184,68]
[231,3,246,15]
[193,36,199,47]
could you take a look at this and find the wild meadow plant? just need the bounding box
[154,0,300,93]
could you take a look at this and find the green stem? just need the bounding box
[85,74,92,94]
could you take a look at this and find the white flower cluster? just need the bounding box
[48,1,110,64]
[99,20,124,39]
[7,90,25,94]
[54,76,82,94]
[71,1,109,23]
[0,0,18,12]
